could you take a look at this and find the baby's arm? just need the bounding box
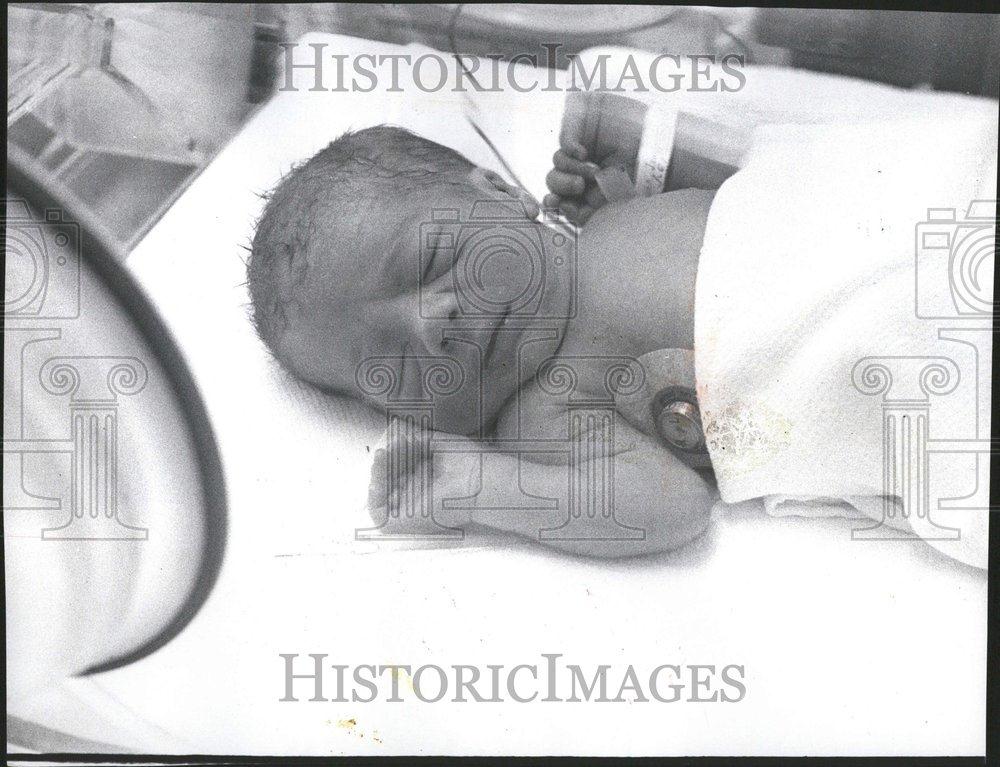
[368,418,714,558]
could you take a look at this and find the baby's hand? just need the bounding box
[544,91,646,225]
[544,148,604,226]
[366,422,474,536]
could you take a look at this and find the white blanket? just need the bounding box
[696,111,996,570]
[12,34,989,757]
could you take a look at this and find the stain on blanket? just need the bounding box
[702,401,792,476]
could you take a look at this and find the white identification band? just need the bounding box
[635,103,679,197]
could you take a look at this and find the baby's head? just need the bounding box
[248,126,563,434]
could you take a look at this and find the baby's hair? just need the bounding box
[246,125,474,358]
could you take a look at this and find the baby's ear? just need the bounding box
[471,168,540,220]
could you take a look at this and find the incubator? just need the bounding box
[7,3,253,248]
[4,4,997,758]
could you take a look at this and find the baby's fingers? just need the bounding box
[584,182,607,209]
[557,199,595,226]
[543,192,562,210]
[573,205,596,225]
[552,150,599,179]
[545,168,586,198]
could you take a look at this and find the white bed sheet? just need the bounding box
[22,33,986,756]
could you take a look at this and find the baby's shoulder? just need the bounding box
[582,188,715,251]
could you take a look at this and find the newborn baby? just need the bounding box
[248,126,717,557]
